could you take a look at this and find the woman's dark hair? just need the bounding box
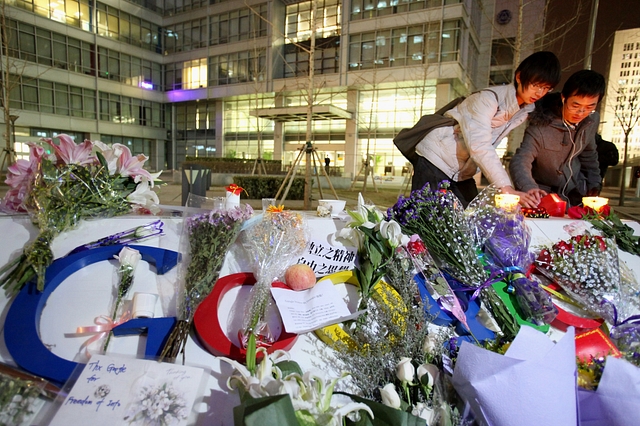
[561,69,606,101]
[514,51,561,89]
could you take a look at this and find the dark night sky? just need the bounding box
[545,0,640,84]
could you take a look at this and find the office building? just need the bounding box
[600,28,640,167]
[1,0,546,178]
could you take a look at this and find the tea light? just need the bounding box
[582,196,609,212]
[495,194,520,210]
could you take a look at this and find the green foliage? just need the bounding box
[184,157,283,174]
[232,176,308,200]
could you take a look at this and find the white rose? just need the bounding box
[396,357,415,385]
[380,383,401,409]
[115,246,141,268]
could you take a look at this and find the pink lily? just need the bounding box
[44,134,95,166]
[92,141,125,175]
[116,145,156,186]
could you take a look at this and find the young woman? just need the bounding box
[412,51,561,208]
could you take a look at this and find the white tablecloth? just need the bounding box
[0,212,638,425]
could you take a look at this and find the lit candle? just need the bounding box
[495,194,520,211]
[582,196,609,212]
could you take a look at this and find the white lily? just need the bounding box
[335,227,365,250]
[222,349,373,426]
[127,179,160,214]
[379,220,409,248]
[417,363,439,389]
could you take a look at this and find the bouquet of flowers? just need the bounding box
[0,135,160,294]
[124,382,188,425]
[403,235,469,332]
[336,196,407,310]
[221,348,374,426]
[239,206,308,372]
[388,182,519,338]
[466,188,557,325]
[160,197,253,360]
[569,205,640,256]
[536,235,623,323]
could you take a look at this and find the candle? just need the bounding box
[582,196,609,212]
[495,194,520,211]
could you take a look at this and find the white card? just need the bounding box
[49,354,208,426]
[271,279,364,334]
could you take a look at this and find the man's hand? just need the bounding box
[500,185,540,209]
[586,187,600,196]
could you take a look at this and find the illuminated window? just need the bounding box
[183,58,207,89]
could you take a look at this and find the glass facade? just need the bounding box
[350,0,462,20]
[348,20,461,69]
[9,75,97,119]
[3,0,501,176]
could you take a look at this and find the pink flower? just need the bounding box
[116,144,156,185]
[2,143,46,212]
[44,134,95,166]
[0,187,28,212]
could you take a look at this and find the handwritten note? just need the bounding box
[296,239,357,277]
[271,280,364,334]
[49,354,208,426]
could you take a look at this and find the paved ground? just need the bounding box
[152,171,640,223]
[2,170,640,223]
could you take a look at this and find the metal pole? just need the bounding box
[583,0,599,70]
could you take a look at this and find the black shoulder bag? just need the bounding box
[393,97,464,164]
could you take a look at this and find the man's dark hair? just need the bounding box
[562,70,606,102]
[514,51,561,89]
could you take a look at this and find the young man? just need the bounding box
[509,70,605,208]
[411,51,561,208]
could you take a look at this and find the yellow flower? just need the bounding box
[266,205,285,213]
[577,368,597,390]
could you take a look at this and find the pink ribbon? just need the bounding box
[75,313,131,356]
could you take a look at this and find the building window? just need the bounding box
[283,36,339,77]
[175,100,218,161]
[183,58,208,89]
[208,50,266,86]
[350,0,461,21]
[349,21,456,69]
[15,0,92,30]
[7,75,96,119]
[99,92,164,127]
[285,0,341,44]
[210,4,268,46]
[164,18,208,53]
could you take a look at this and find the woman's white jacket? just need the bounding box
[415,84,534,188]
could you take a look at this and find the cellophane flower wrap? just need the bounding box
[0,135,161,294]
[160,194,253,360]
[466,187,557,325]
[388,182,519,338]
[536,235,624,323]
[239,207,308,365]
[403,235,469,331]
